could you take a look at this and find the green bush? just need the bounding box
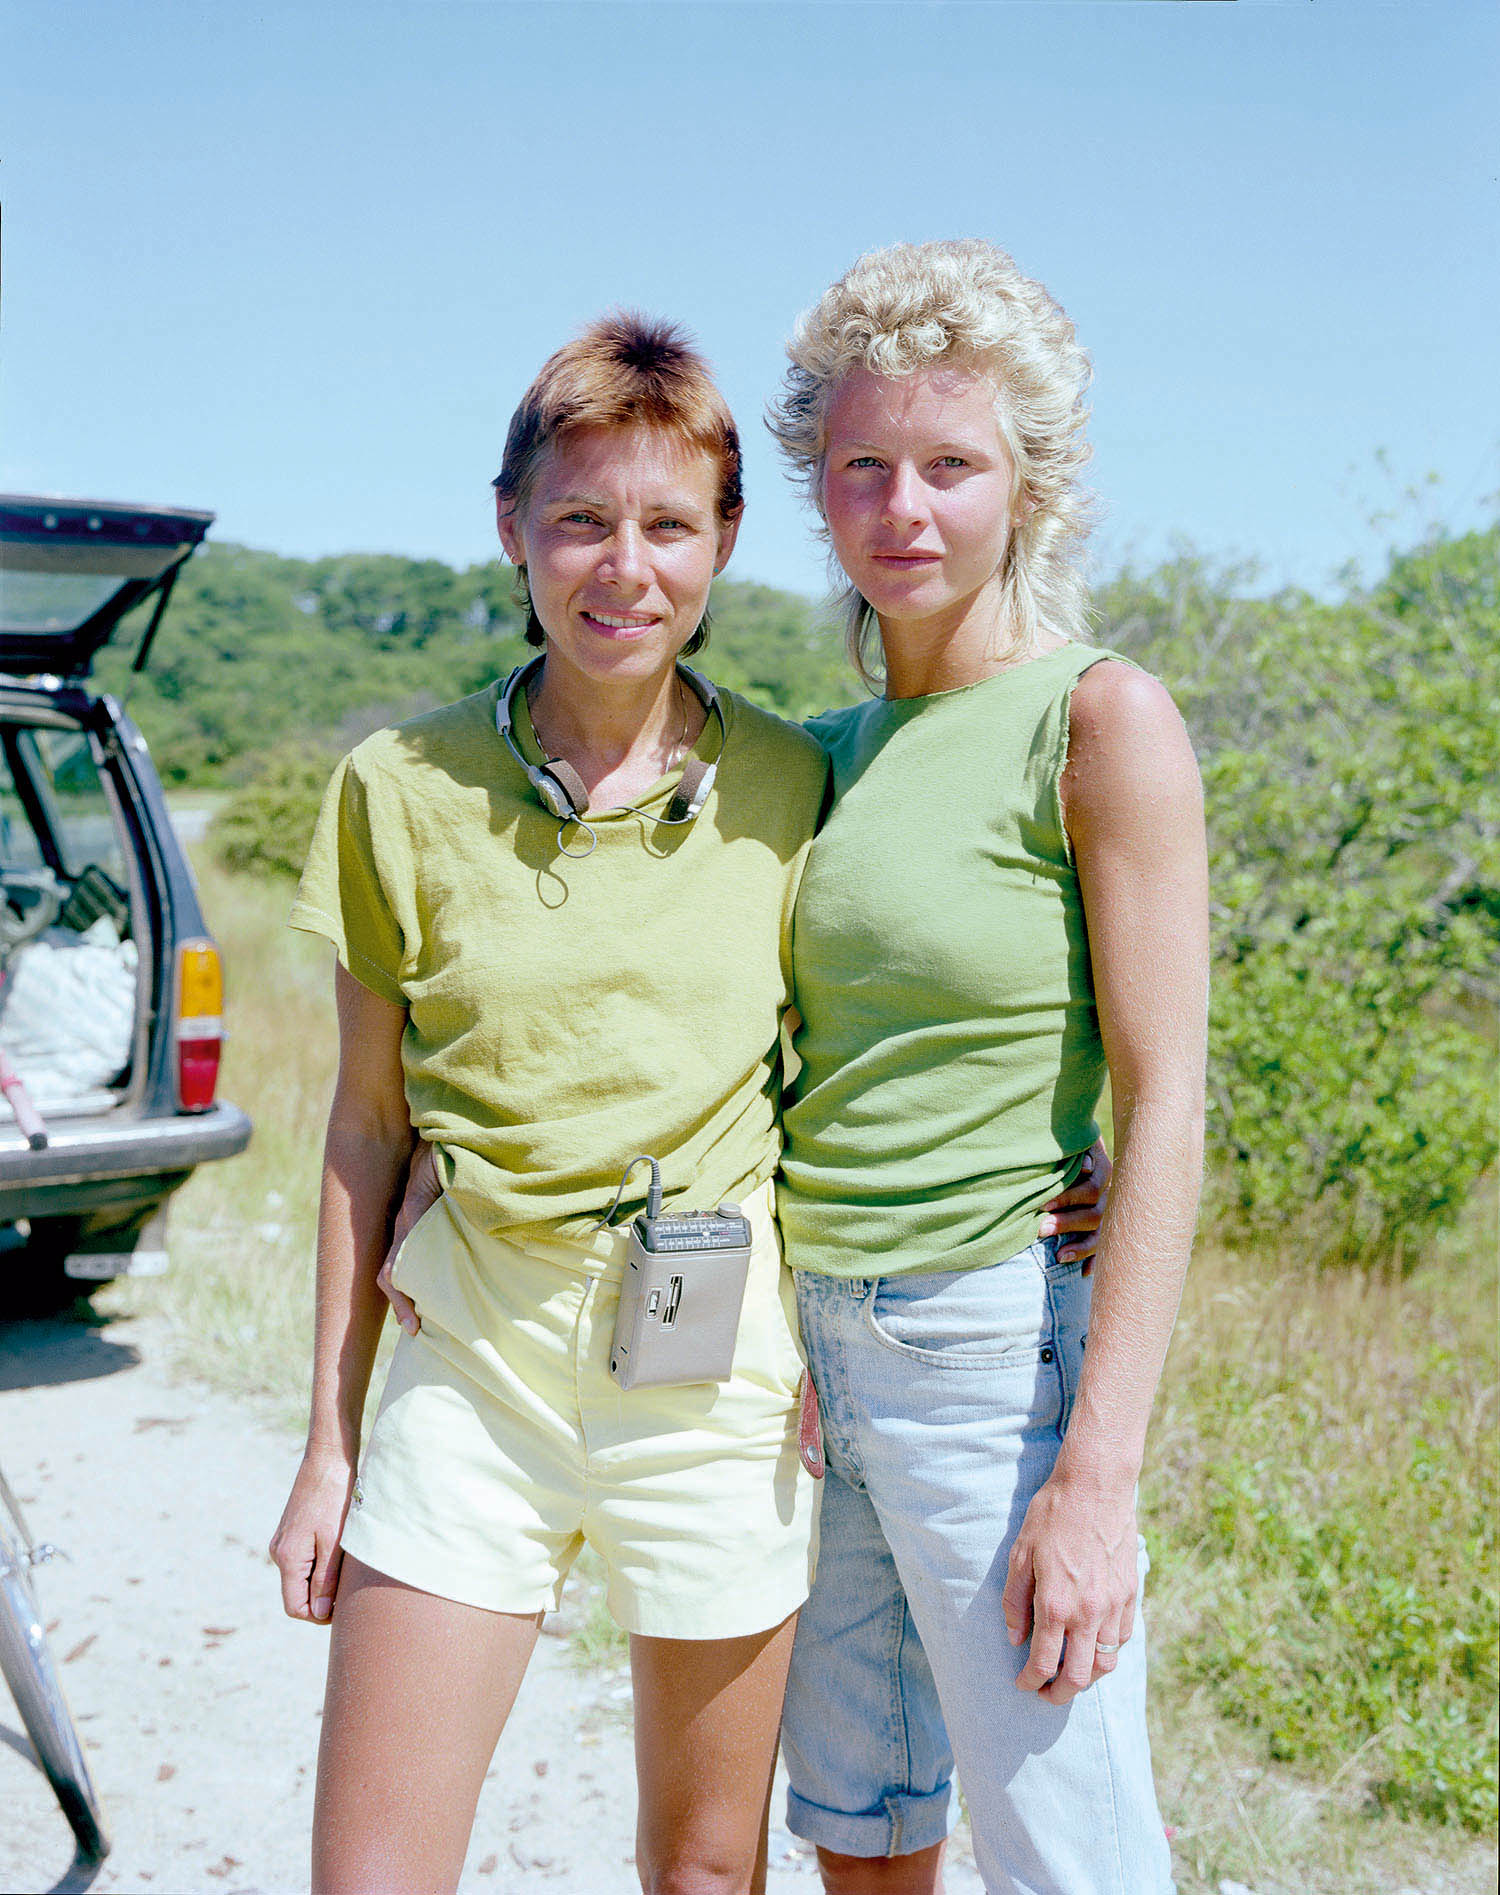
[1205,897,1495,1264]
[95,543,533,784]
[213,748,335,881]
[98,542,859,786]
[1104,523,1500,1265]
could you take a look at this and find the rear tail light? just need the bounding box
[176,940,224,1110]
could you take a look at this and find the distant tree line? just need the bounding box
[94,546,863,784]
[116,526,1496,1269]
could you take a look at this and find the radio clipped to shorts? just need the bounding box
[604,1156,752,1391]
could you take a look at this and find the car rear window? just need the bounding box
[0,570,128,635]
[11,728,129,886]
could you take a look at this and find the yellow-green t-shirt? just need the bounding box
[291,678,829,1239]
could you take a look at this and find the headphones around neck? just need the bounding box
[495,654,725,852]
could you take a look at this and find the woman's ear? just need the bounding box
[496,490,525,565]
[714,504,744,574]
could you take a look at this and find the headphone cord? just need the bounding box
[596,1154,664,1230]
[535,677,696,858]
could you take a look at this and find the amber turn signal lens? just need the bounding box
[178,941,223,1018]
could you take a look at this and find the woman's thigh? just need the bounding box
[631,1615,798,1894]
[313,1556,542,1895]
[794,1250,1172,1895]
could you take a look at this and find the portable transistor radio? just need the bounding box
[603,1156,752,1390]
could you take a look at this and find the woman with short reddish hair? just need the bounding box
[271,315,829,1894]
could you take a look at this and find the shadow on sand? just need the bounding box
[0,1314,141,1393]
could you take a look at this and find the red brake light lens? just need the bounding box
[176,941,223,1111]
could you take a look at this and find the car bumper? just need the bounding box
[0,1102,252,1213]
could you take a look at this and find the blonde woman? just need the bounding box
[768,241,1207,1895]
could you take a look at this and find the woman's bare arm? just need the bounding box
[1003,661,1208,1705]
[269,962,415,1622]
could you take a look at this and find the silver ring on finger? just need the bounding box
[1095,1642,1122,1653]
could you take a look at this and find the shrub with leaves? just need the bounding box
[1103,523,1500,1265]
[96,542,860,785]
[213,748,335,882]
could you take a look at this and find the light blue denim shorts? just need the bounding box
[781,1238,1173,1895]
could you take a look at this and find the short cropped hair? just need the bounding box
[495,313,743,653]
[767,240,1094,686]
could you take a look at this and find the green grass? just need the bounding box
[107,863,1499,1891]
[1143,1210,1498,1890]
[564,1548,631,1670]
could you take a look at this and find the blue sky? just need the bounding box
[1,1,1495,598]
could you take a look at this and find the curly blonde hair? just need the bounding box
[767,239,1095,686]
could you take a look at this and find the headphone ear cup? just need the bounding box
[667,757,714,823]
[539,757,589,818]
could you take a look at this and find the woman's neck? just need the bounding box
[526,653,705,805]
[877,585,1060,700]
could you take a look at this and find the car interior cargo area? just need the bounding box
[0,715,144,1135]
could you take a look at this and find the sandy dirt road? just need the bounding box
[0,1306,982,1895]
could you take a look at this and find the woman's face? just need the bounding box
[498,426,738,689]
[820,366,1017,632]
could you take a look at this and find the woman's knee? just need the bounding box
[636,1839,760,1895]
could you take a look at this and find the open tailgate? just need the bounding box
[0,494,214,677]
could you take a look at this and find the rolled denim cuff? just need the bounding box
[785,1781,955,1859]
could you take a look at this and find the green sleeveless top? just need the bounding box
[779,643,1130,1279]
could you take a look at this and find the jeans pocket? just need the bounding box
[863,1253,1054,1369]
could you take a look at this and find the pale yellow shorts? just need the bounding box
[341,1178,819,1639]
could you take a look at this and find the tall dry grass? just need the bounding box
[113,854,341,1423]
[114,863,1498,1893]
[1143,1226,1497,1891]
